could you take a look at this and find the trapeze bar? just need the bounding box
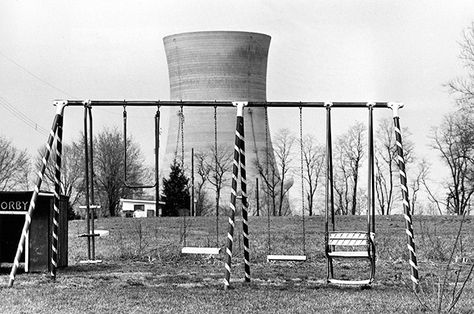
[55,100,392,109]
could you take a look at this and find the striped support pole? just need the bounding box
[236,102,250,283]
[389,102,419,290]
[224,102,244,290]
[8,101,66,287]
[51,107,64,279]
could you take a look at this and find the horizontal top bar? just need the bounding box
[56,100,394,109]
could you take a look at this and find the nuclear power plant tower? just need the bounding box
[163,31,282,212]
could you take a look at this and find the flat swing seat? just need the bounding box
[327,251,369,258]
[181,247,222,255]
[328,278,372,286]
[267,255,307,262]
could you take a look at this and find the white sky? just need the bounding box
[1,1,474,201]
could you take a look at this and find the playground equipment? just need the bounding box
[324,103,376,286]
[5,100,419,293]
[266,107,307,262]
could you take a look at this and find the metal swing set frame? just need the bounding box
[5,99,418,292]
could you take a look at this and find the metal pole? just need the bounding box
[389,102,419,291]
[325,102,334,281]
[155,107,160,216]
[60,99,392,109]
[367,104,375,234]
[51,110,64,279]
[8,101,65,287]
[88,106,96,260]
[368,103,376,281]
[224,102,244,290]
[325,103,335,230]
[83,105,91,260]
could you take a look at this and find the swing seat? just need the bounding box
[326,231,375,286]
[327,278,372,286]
[267,255,307,262]
[326,231,373,259]
[181,247,222,255]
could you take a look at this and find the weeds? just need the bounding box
[415,213,474,313]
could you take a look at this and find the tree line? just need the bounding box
[0,112,469,218]
[2,23,474,217]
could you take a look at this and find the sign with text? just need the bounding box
[0,192,33,212]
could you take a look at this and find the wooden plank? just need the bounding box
[78,259,103,264]
[327,251,369,258]
[328,278,371,286]
[181,247,221,255]
[267,255,307,262]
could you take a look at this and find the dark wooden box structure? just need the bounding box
[0,191,68,272]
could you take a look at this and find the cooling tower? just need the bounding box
[163,31,282,213]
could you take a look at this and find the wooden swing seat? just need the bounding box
[328,278,372,286]
[327,251,369,258]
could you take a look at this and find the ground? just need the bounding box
[0,215,473,313]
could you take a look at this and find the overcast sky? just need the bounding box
[1,1,474,197]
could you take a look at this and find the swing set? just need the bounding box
[5,100,418,292]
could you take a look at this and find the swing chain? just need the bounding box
[180,105,185,167]
[214,105,219,246]
[264,107,271,255]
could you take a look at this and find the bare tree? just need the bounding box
[207,144,232,218]
[255,148,279,216]
[409,159,429,215]
[430,110,474,215]
[93,127,148,216]
[333,122,366,215]
[194,151,212,216]
[273,128,295,216]
[0,136,30,190]
[375,118,414,215]
[255,128,294,216]
[301,134,325,216]
[447,22,474,105]
[38,142,85,215]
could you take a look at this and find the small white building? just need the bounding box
[119,199,164,218]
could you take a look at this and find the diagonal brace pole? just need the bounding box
[8,101,66,287]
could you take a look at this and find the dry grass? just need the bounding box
[0,215,473,313]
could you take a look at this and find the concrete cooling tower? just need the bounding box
[163,31,283,213]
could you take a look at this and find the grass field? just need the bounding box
[0,215,473,313]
